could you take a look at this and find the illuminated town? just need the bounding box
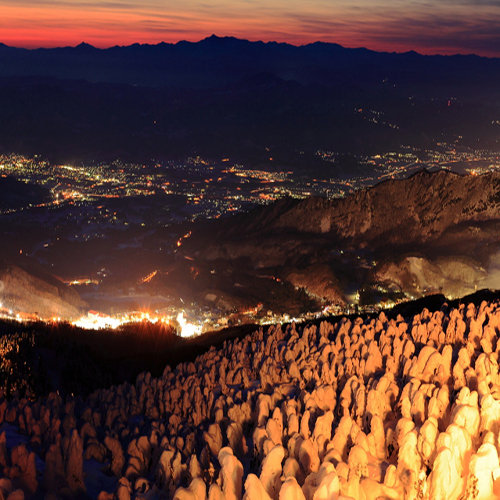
[1,145,500,336]
[2,144,500,218]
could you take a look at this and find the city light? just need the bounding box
[176,311,202,338]
[72,313,122,330]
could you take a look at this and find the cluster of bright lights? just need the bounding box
[72,315,122,330]
[176,312,202,338]
[69,309,202,338]
[72,311,161,330]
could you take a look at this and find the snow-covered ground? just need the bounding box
[1,298,500,499]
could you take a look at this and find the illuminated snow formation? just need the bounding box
[3,299,500,498]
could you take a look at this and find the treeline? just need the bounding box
[0,319,184,400]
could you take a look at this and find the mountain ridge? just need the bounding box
[177,169,500,306]
[208,169,500,244]
[1,35,499,89]
[1,36,499,162]
[2,35,495,59]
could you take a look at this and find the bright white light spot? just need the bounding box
[177,312,201,338]
[73,314,121,330]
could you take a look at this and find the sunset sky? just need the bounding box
[1,0,499,56]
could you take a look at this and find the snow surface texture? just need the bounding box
[2,300,500,499]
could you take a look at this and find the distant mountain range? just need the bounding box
[0,36,499,164]
[1,35,500,91]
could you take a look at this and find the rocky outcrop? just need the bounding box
[0,262,87,319]
[182,170,500,309]
[232,170,500,243]
[377,255,486,298]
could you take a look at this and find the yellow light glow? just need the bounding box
[176,312,202,338]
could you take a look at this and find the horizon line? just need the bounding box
[0,35,492,59]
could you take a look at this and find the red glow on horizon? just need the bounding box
[2,30,493,58]
[1,2,499,57]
